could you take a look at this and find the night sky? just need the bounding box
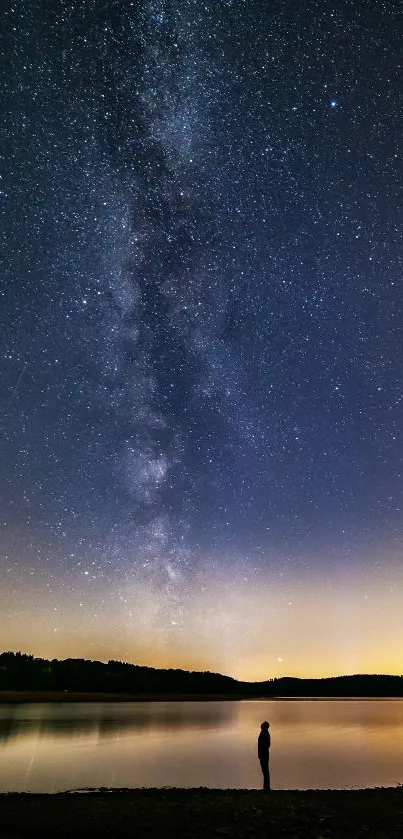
[2,0,403,680]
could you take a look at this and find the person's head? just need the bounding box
[261,721,270,730]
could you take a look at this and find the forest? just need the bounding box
[1,652,403,697]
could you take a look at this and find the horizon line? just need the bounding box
[1,650,402,684]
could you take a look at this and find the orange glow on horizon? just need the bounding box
[1,557,403,682]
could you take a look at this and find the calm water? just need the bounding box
[1,699,403,792]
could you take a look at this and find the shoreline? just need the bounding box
[0,690,249,703]
[1,787,402,838]
[1,690,402,703]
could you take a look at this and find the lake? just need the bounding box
[0,699,402,792]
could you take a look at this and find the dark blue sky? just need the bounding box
[1,0,403,676]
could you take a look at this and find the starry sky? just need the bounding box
[2,0,403,681]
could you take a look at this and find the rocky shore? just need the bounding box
[1,787,402,838]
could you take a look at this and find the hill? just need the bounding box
[1,651,403,697]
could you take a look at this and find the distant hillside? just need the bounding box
[255,674,403,697]
[0,652,240,695]
[0,652,402,696]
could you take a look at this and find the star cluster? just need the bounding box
[1,0,403,678]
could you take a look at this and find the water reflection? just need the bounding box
[0,701,235,743]
[0,699,402,792]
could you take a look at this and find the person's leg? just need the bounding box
[259,759,270,790]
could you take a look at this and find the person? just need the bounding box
[257,720,271,790]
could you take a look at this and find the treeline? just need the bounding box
[258,675,403,697]
[0,652,241,694]
[0,652,403,696]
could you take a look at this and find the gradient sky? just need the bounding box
[2,0,403,681]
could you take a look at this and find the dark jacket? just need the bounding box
[258,729,270,760]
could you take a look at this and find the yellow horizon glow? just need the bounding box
[1,557,402,682]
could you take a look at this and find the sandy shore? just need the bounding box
[1,788,402,838]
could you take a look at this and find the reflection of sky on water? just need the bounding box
[0,700,403,792]
[0,701,235,743]
[268,698,403,730]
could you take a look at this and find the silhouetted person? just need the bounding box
[258,720,271,790]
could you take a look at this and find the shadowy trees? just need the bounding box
[0,652,403,696]
[0,652,241,694]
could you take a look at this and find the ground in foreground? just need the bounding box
[1,788,402,838]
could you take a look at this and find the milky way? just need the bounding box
[2,0,403,678]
